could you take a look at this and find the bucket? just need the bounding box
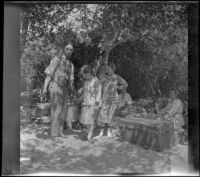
[36,103,51,110]
[34,103,51,117]
[65,103,79,123]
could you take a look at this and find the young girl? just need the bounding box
[78,65,101,142]
[96,64,128,138]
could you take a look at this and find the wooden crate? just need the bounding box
[114,116,174,152]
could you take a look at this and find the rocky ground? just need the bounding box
[20,122,193,176]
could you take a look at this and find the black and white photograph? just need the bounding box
[3,1,199,176]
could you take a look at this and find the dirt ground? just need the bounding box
[20,122,192,176]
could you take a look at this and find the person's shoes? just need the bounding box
[63,122,73,130]
[107,132,112,138]
[93,131,104,139]
[107,129,112,138]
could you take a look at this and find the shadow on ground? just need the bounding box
[20,123,189,175]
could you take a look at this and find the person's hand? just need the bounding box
[76,97,83,104]
[158,109,166,115]
[42,87,48,95]
[41,88,48,102]
[118,85,124,90]
[69,82,74,92]
[95,101,100,107]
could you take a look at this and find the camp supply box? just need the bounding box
[113,115,174,152]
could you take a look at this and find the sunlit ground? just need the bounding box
[20,122,191,175]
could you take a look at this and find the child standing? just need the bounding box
[96,64,128,138]
[78,65,101,142]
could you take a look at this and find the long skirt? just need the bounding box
[166,114,185,147]
[98,102,118,126]
[80,105,99,125]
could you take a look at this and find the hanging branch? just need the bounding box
[99,28,135,65]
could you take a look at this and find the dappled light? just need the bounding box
[19,3,190,175]
[20,122,189,175]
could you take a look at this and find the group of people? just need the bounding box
[42,43,128,143]
[42,43,186,145]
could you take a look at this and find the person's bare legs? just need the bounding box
[67,122,73,129]
[85,123,97,143]
[106,124,112,137]
[87,123,94,140]
[96,129,104,138]
[107,128,112,137]
[94,124,104,139]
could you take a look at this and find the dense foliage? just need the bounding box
[20,3,188,103]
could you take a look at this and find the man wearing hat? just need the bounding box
[42,44,75,139]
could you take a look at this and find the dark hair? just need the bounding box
[81,65,94,76]
[170,89,178,96]
[101,65,113,76]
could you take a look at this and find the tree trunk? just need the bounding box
[100,29,135,64]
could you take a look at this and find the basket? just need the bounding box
[36,103,51,110]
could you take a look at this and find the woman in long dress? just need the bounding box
[158,90,185,146]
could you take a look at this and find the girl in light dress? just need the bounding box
[78,65,102,142]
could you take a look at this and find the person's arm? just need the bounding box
[158,101,173,115]
[69,64,74,88]
[78,86,83,95]
[76,86,84,104]
[77,93,84,104]
[43,75,51,94]
[42,57,58,94]
[116,74,128,90]
[126,93,133,105]
[167,100,182,117]
[68,63,75,97]
[94,79,102,107]
[158,106,168,115]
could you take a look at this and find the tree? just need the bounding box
[20,3,188,102]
